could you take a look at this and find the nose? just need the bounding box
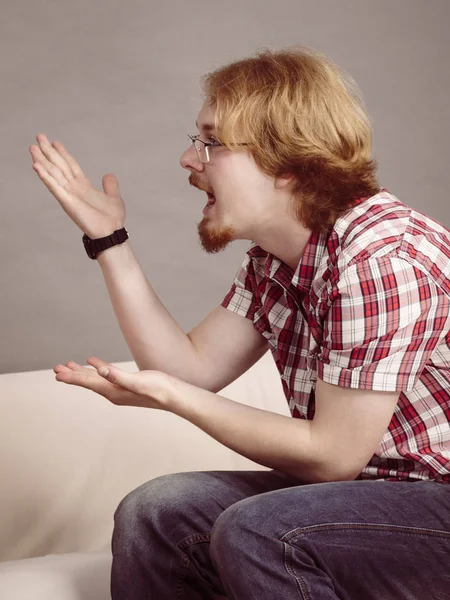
[180,143,205,172]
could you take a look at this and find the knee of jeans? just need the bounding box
[210,498,254,568]
[113,471,207,527]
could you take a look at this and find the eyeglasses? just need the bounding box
[187,134,249,163]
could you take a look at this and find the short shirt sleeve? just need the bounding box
[317,255,450,391]
[221,253,259,321]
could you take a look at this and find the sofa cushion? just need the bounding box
[0,550,111,600]
[0,351,287,560]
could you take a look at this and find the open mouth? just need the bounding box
[203,192,216,214]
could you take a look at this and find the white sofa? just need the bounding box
[0,351,288,599]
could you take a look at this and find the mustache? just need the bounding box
[189,174,213,194]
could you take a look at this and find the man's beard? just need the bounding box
[197,216,236,253]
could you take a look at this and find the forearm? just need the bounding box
[166,376,330,483]
[96,241,204,383]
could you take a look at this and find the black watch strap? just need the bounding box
[82,227,129,260]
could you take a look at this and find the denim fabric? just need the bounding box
[111,470,450,599]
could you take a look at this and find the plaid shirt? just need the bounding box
[221,189,450,483]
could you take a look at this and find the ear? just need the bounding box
[274,173,296,190]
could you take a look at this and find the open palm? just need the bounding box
[30,133,126,239]
[54,357,170,410]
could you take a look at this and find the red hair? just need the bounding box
[201,46,380,232]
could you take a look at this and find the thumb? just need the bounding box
[97,365,132,388]
[102,173,120,197]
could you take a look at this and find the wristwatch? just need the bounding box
[82,227,129,260]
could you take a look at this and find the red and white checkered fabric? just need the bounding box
[222,189,450,483]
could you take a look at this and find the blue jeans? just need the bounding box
[110,470,450,599]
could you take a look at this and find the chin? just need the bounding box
[197,217,236,253]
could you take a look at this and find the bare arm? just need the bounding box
[164,375,400,482]
[30,134,267,391]
[82,363,400,483]
[96,241,268,391]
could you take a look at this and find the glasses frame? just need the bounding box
[187,134,249,163]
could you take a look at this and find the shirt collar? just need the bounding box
[247,229,329,293]
[246,194,375,292]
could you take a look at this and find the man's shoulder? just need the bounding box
[319,191,450,298]
[331,190,450,269]
[334,190,408,255]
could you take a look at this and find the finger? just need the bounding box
[65,361,82,369]
[86,356,112,369]
[31,141,70,187]
[31,157,73,202]
[54,364,138,407]
[35,134,75,182]
[54,368,107,396]
[54,364,71,374]
[51,140,85,179]
[66,361,97,374]
[31,145,70,189]
[97,365,138,391]
[54,362,95,375]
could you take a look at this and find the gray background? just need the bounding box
[1,0,449,375]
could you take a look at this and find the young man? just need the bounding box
[30,46,449,599]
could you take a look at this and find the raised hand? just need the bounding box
[30,134,126,239]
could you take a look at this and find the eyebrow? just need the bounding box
[195,120,216,133]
